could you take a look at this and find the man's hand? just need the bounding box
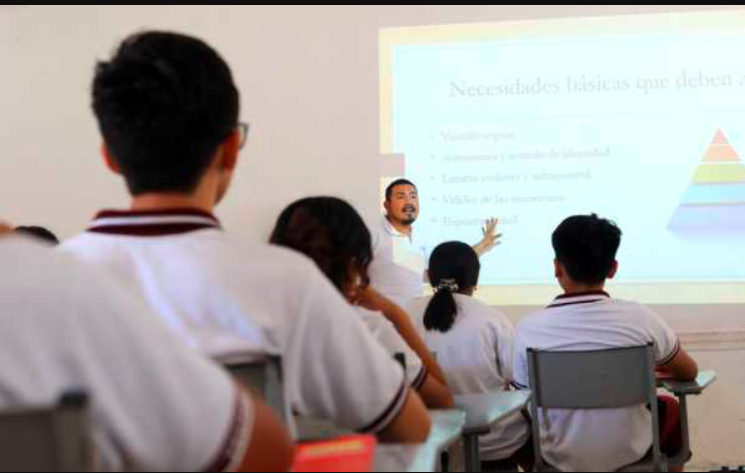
[0,222,13,238]
[473,218,502,256]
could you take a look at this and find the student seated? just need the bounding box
[15,226,60,245]
[270,196,455,410]
[0,236,293,472]
[405,241,532,470]
[513,214,699,472]
[60,31,430,443]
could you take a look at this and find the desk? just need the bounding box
[455,391,531,472]
[374,445,440,472]
[658,370,718,468]
[427,410,466,453]
[658,370,717,396]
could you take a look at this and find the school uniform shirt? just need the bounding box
[406,294,530,461]
[513,292,681,472]
[356,307,428,391]
[60,209,409,437]
[0,237,252,472]
[369,217,431,308]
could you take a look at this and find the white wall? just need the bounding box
[1,5,743,468]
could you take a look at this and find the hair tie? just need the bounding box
[437,279,459,293]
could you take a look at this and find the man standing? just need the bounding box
[369,178,501,308]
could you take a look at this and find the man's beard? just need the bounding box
[400,207,418,225]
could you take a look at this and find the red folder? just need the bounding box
[292,435,377,472]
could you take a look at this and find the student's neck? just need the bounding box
[561,282,607,296]
[387,216,413,236]
[130,192,215,214]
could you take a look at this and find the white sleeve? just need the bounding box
[373,318,428,390]
[642,306,681,366]
[288,271,409,434]
[70,271,252,472]
[371,221,384,256]
[511,323,531,390]
[489,313,517,383]
[415,234,434,270]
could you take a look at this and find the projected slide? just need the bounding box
[380,10,745,305]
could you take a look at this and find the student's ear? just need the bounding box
[101,143,122,175]
[383,199,391,215]
[554,259,563,279]
[608,260,619,280]
[218,131,241,172]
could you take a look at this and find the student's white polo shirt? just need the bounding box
[513,292,680,472]
[369,217,430,308]
[1,237,251,472]
[61,209,409,436]
[406,294,530,461]
[356,308,428,391]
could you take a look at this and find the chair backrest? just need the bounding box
[528,345,657,409]
[527,345,662,471]
[0,392,93,472]
[226,356,288,424]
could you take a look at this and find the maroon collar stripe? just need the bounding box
[88,208,221,237]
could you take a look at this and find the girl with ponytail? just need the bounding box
[406,242,532,470]
[423,242,481,333]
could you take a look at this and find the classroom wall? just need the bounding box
[1,5,743,468]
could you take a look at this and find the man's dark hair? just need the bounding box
[269,197,374,293]
[15,226,60,246]
[552,214,623,285]
[92,31,240,196]
[385,179,417,201]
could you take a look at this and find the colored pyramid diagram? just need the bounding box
[669,130,745,231]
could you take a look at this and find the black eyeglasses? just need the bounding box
[237,122,250,150]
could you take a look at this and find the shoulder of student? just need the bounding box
[62,231,327,285]
[404,296,432,315]
[515,305,551,334]
[454,294,512,325]
[2,238,241,471]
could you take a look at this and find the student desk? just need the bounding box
[427,410,466,454]
[295,416,351,442]
[658,370,717,395]
[374,445,440,472]
[658,370,718,468]
[455,391,532,473]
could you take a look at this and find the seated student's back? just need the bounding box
[406,242,531,465]
[513,215,698,472]
[0,236,293,472]
[60,31,430,443]
[270,196,454,410]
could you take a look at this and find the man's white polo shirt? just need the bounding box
[369,217,430,308]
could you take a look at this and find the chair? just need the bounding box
[225,355,288,424]
[527,345,675,472]
[0,391,93,472]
